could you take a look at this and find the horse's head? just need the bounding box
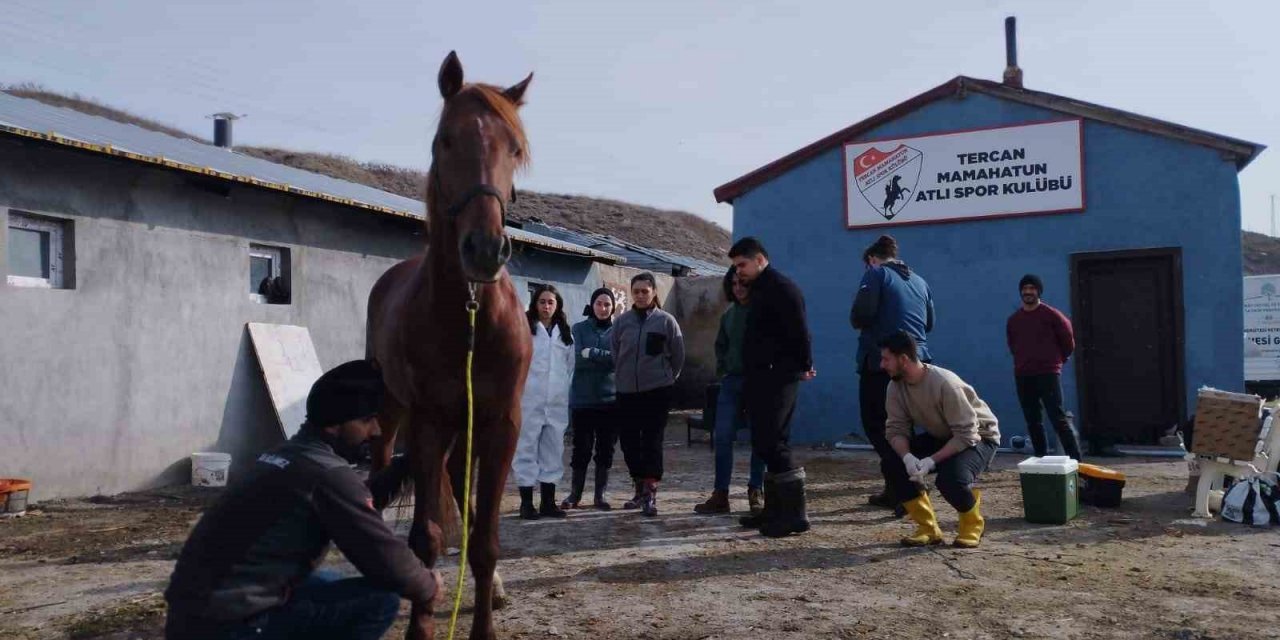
[430,51,532,283]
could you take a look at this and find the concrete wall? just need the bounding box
[0,139,606,499]
[667,275,728,409]
[732,92,1245,445]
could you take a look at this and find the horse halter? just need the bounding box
[431,138,518,226]
[443,182,516,225]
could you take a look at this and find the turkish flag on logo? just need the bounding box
[852,147,894,178]
[850,144,924,220]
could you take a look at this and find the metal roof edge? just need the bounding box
[0,121,618,262]
[0,122,421,219]
[505,226,626,264]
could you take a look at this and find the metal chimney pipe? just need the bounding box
[1003,16,1024,88]
[209,112,242,149]
[214,118,231,148]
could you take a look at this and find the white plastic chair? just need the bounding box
[1192,412,1280,517]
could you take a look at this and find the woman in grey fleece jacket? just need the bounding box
[610,272,685,516]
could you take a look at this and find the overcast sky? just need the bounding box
[1,0,1276,232]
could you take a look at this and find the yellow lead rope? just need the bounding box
[446,293,479,640]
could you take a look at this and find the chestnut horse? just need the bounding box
[367,51,533,640]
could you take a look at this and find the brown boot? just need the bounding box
[748,486,764,515]
[641,479,659,517]
[694,489,730,514]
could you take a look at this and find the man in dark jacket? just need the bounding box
[164,360,440,640]
[730,237,816,538]
[850,235,934,514]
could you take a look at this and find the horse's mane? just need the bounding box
[425,83,530,235]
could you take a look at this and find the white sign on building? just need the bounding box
[843,119,1084,229]
[1244,275,1280,382]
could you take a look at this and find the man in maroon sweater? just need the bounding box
[1006,274,1082,460]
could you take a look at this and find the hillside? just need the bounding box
[1243,231,1280,275]
[237,147,732,264]
[2,85,730,265]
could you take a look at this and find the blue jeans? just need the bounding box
[207,570,400,640]
[714,375,766,492]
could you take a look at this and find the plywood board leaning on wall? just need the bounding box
[247,323,324,439]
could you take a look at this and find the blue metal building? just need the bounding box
[714,75,1264,449]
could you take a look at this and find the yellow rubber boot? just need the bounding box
[953,489,985,549]
[900,492,944,547]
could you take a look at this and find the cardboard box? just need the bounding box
[1192,388,1263,461]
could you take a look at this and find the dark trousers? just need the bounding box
[165,570,399,640]
[859,370,894,469]
[618,386,673,481]
[570,406,618,472]
[746,375,800,474]
[885,434,998,512]
[1016,373,1082,460]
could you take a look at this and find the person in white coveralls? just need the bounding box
[515,284,576,520]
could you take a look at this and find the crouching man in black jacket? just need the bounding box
[164,360,440,640]
[730,237,817,538]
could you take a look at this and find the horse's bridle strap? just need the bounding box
[432,162,516,224]
[445,183,508,219]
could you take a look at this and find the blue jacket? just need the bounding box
[570,318,616,408]
[851,260,934,373]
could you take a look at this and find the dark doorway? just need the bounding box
[1071,248,1185,447]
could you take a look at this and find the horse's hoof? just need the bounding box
[492,592,509,610]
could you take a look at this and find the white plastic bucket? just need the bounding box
[191,452,232,487]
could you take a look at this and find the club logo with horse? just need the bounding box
[851,144,924,220]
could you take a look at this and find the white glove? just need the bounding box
[902,453,922,476]
[911,456,937,481]
[581,348,592,359]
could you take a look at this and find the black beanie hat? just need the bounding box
[582,287,617,316]
[305,360,385,428]
[1019,274,1044,294]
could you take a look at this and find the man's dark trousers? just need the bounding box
[1016,373,1082,460]
[165,569,399,640]
[859,369,894,465]
[747,375,800,474]
[885,434,998,512]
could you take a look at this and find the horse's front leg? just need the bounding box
[406,417,448,640]
[468,414,520,640]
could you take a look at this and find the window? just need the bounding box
[249,244,291,304]
[7,212,71,289]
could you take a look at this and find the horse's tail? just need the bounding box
[438,470,464,548]
[386,463,465,549]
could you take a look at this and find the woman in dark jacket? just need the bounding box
[562,288,619,510]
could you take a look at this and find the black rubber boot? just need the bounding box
[623,479,644,510]
[867,484,896,508]
[519,486,540,520]
[562,468,587,510]
[539,482,568,518]
[760,467,810,538]
[740,474,777,529]
[593,467,612,511]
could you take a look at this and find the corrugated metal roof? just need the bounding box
[519,221,726,276]
[0,91,622,263]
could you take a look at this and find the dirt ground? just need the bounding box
[4,417,1280,640]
